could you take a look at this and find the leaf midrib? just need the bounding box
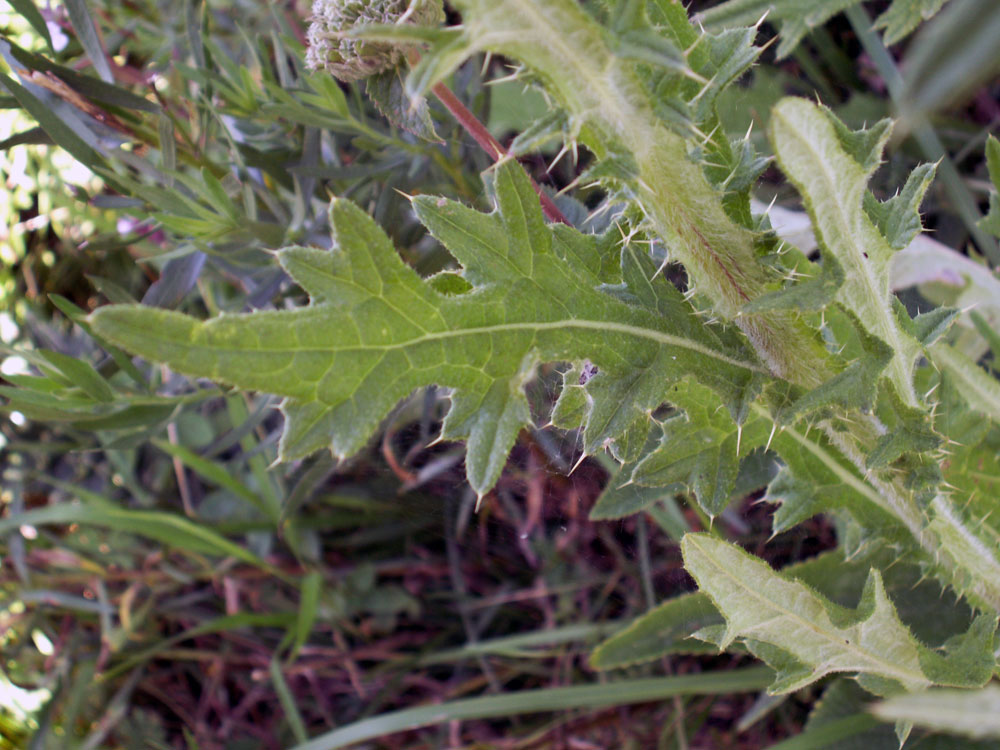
[188,318,771,375]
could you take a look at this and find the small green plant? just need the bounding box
[3,0,1000,746]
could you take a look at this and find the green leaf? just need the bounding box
[742,252,844,314]
[872,685,1000,740]
[151,439,277,521]
[0,503,275,574]
[1,36,159,113]
[628,380,772,517]
[769,98,925,408]
[270,654,308,744]
[49,294,148,388]
[590,592,723,668]
[800,679,899,750]
[898,0,1000,126]
[698,0,860,59]
[290,571,323,661]
[35,350,114,403]
[680,533,995,695]
[0,69,106,174]
[765,715,885,750]
[863,162,937,251]
[926,494,1000,613]
[698,0,950,55]
[593,546,975,671]
[448,0,830,387]
[91,161,767,496]
[866,382,941,470]
[873,0,950,44]
[0,125,51,150]
[366,66,441,142]
[773,310,894,424]
[101,613,297,682]
[930,342,1000,423]
[588,460,673,520]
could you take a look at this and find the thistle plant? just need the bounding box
[88,0,1000,707]
[4,0,1000,745]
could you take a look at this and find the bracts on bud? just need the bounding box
[306,0,445,81]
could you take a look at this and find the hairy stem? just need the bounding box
[430,81,570,225]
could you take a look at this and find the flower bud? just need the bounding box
[306,0,445,82]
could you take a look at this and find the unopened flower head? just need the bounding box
[306,0,445,82]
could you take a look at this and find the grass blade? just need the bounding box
[0,503,279,576]
[271,654,308,744]
[289,667,772,750]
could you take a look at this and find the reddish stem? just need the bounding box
[431,82,570,225]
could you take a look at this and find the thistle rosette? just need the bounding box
[306,0,445,81]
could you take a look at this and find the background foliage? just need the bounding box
[1,0,998,748]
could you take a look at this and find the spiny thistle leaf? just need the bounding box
[592,547,982,671]
[681,533,997,695]
[762,424,906,541]
[627,380,772,517]
[91,161,767,497]
[698,0,952,57]
[697,0,859,59]
[873,0,951,45]
[769,98,927,408]
[863,162,937,251]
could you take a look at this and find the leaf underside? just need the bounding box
[681,534,996,696]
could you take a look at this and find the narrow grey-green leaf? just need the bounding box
[63,0,114,83]
[0,70,105,172]
[366,66,441,142]
[590,592,721,668]
[36,350,114,403]
[7,0,53,49]
[898,0,1000,126]
[152,439,277,521]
